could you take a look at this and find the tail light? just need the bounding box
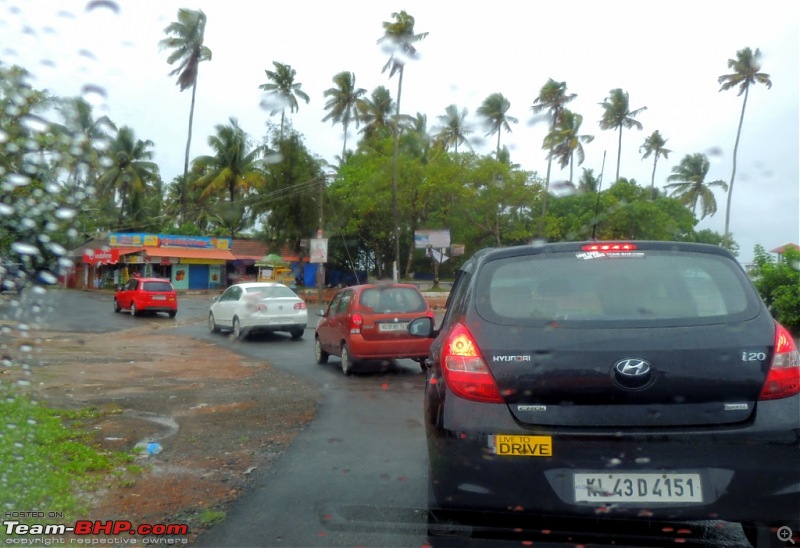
[760,322,800,400]
[294,302,307,310]
[440,323,503,403]
[349,313,364,334]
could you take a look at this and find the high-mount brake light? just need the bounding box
[440,323,503,403]
[760,322,800,400]
[581,243,637,252]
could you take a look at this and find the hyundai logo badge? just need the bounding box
[614,358,652,377]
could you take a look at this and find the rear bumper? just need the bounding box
[241,312,307,331]
[426,382,800,525]
[347,334,432,361]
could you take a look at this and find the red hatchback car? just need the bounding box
[113,277,178,318]
[314,283,435,375]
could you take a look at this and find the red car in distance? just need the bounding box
[113,277,178,318]
[314,283,435,375]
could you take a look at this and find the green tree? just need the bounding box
[547,109,593,183]
[640,130,671,199]
[531,78,577,193]
[56,97,116,189]
[433,104,473,153]
[718,47,772,245]
[259,61,310,140]
[477,92,518,156]
[750,245,800,334]
[322,71,367,164]
[159,8,212,225]
[664,153,728,220]
[378,10,428,274]
[577,168,600,194]
[357,86,396,143]
[598,88,647,181]
[258,129,324,264]
[96,126,159,229]
[192,118,265,238]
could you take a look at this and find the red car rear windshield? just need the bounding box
[142,281,174,293]
[360,287,427,313]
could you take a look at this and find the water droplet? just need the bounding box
[85,0,120,14]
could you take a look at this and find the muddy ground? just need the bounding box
[5,321,320,542]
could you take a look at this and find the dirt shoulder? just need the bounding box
[7,321,320,542]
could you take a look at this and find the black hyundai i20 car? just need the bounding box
[409,241,800,546]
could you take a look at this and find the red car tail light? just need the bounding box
[441,323,503,403]
[294,302,307,310]
[349,313,364,334]
[760,322,800,400]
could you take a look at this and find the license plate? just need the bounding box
[378,322,408,332]
[490,435,553,457]
[573,473,702,503]
[152,295,166,301]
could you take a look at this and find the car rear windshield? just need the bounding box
[359,287,427,313]
[246,285,297,299]
[475,250,761,327]
[142,281,174,293]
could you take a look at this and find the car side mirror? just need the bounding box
[408,317,435,338]
[316,309,325,317]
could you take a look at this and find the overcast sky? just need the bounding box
[2,0,798,263]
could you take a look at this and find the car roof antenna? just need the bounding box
[590,150,606,241]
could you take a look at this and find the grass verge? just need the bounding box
[1,385,135,529]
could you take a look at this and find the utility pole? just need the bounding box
[317,176,324,304]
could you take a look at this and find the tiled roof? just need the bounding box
[771,243,800,254]
[231,239,269,259]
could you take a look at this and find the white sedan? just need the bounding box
[208,282,308,340]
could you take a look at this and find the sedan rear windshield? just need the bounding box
[142,281,174,292]
[475,250,761,327]
[360,287,427,313]
[246,286,297,299]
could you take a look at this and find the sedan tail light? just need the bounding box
[441,323,503,403]
[759,322,800,400]
[294,302,307,310]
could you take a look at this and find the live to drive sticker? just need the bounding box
[490,434,553,457]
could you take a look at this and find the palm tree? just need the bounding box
[718,47,772,244]
[322,71,367,163]
[433,104,473,153]
[665,153,728,220]
[531,79,577,189]
[259,61,310,140]
[159,8,212,225]
[357,86,396,142]
[192,118,265,238]
[57,96,116,188]
[477,92,518,156]
[547,109,593,183]
[640,130,672,200]
[96,126,159,227]
[598,88,647,181]
[378,10,428,273]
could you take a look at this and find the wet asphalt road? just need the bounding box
[6,289,763,547]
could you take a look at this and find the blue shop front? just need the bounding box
[109,233,234,291]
